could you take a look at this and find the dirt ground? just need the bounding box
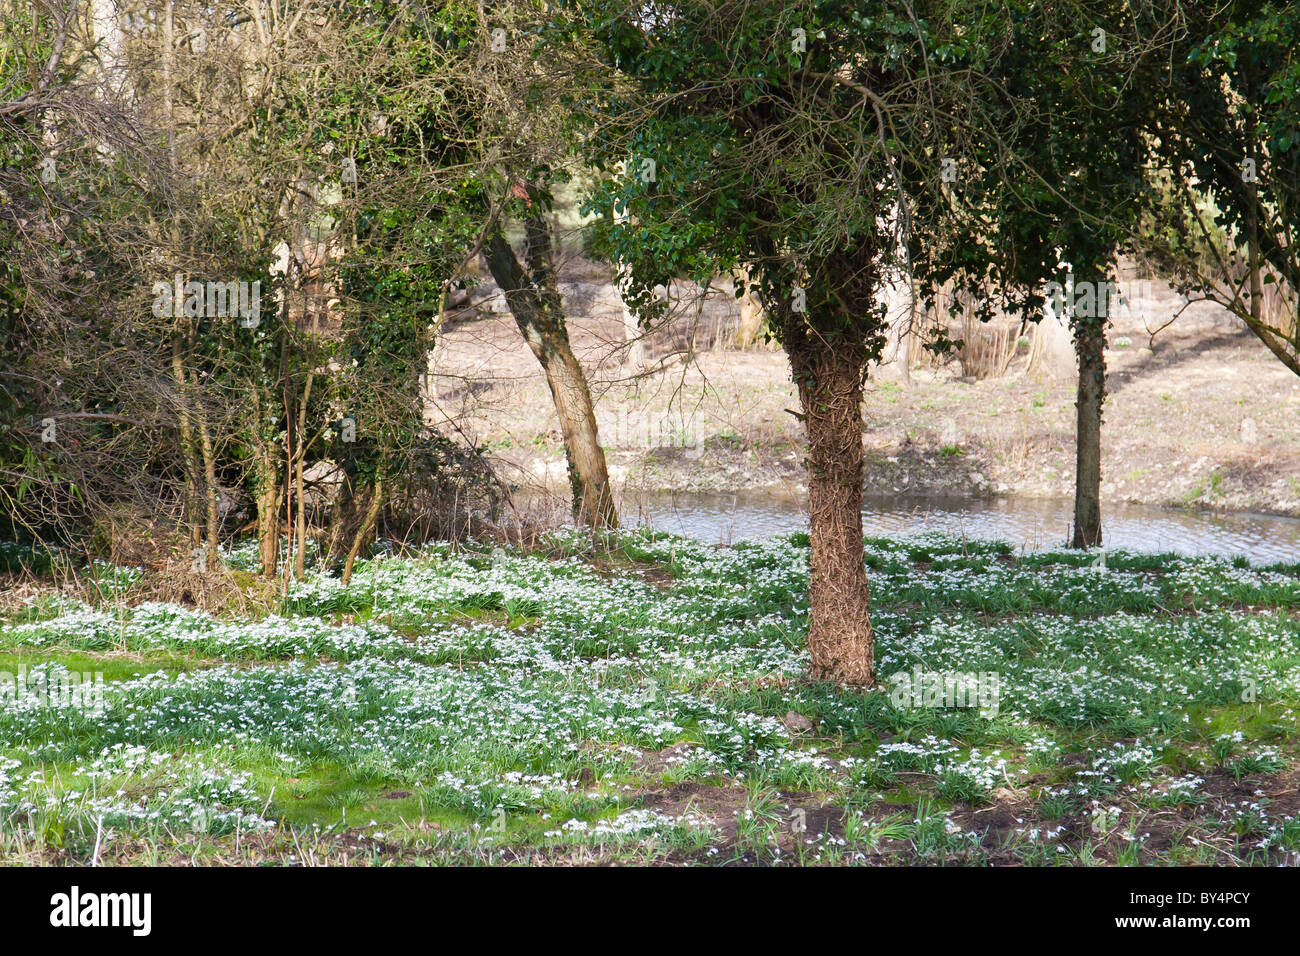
[429,258,1300,518]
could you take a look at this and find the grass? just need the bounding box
[0,528,1297,866]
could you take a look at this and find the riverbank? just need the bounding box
[432,267,1300,519]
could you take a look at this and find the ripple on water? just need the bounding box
[623,492,1300,563]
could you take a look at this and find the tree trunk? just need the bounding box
[254,441,279,576]
[785,325,875,686]
[293,309,321,580]
[194,390,220,571]
[734,266,764,348]
[613,195,645,368]
[484,216,617,529]
[621,280,644,367]
[1027,308,1073,381]
[89,0,128,101]
[1071,318,1105,548]
[342,477,383,587]
[170,332,204,548]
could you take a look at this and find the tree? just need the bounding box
[467,2,619,527]
[314,0,620,532]
[484,186,619,527]
[0,0,177,546]
[2,1,500,574]
[1144,1,1300,378]
[968,2,1170,549]
[559,0,1070,684]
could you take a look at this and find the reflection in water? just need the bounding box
[620,492,1300,562]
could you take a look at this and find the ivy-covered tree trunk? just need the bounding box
[1072,317,1105,548]
[485,223,617,529]
[784,318,875,687]
[254,447,279,576]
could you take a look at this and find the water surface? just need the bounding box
[618,491,1300,562]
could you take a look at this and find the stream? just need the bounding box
[616,491,1300,562]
